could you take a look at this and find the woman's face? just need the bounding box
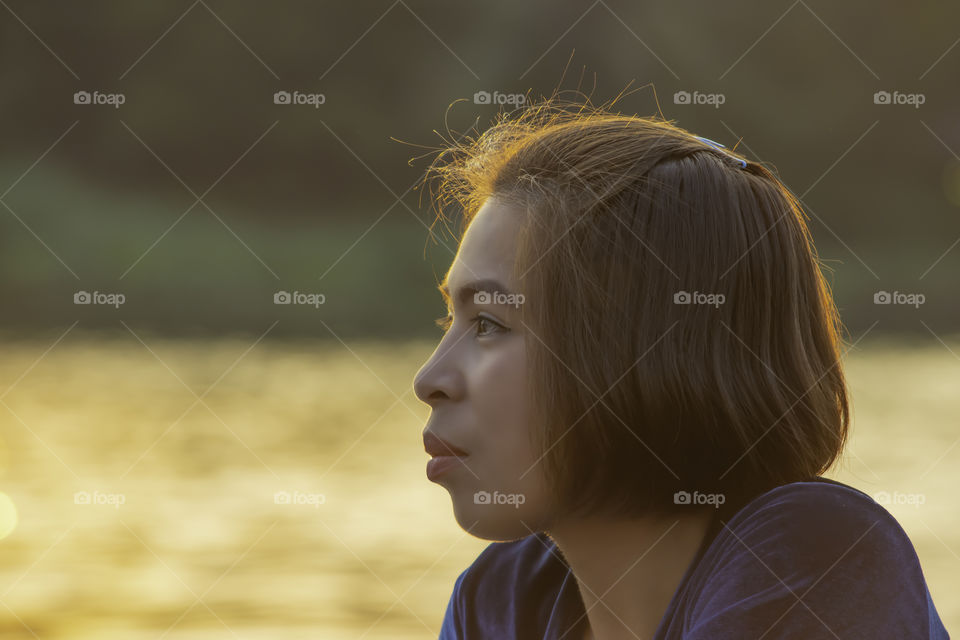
[413,198,555,541]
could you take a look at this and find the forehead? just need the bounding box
[442,198,523,294]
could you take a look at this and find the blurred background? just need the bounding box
[0,1,957,637]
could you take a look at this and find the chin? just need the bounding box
[451,499,548,542]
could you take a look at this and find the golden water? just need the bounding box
[0,335,955,638]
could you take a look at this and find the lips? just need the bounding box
[423,431,468,457]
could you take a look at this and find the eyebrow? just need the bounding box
[438,278,516,308]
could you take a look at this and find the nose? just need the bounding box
[413,344,462,406]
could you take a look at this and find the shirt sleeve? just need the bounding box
[438,568,468,640]
[683,485,948,640]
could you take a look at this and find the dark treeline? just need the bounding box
[0,1,957,338]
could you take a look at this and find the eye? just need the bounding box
[433,313,508,337]
[475,314,507,337]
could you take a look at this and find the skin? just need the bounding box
[413,197,716,640]
[413,196,552,541]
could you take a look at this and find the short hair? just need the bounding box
[422,97,850,518]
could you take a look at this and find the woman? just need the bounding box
[412,99,950,640]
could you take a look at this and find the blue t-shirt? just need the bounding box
[438,477,950,639]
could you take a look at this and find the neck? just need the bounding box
[547,507,716,640]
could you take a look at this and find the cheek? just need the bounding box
[451,339,559,537]
[471,338,531,454]
[470,339,548,497]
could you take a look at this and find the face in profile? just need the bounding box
[413,198,556,541]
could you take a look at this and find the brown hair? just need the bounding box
[422,98,850,518]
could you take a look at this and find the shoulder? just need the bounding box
[712,478,925,584]
[683,479,947,639]
[441,533,567,639]
[719,478,931,574]
[724,478,894,543]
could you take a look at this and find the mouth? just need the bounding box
[423,431,470,482]
[423,431,469,457]
[426,454,469,482]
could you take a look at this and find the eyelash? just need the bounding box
[434,313,506,337]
